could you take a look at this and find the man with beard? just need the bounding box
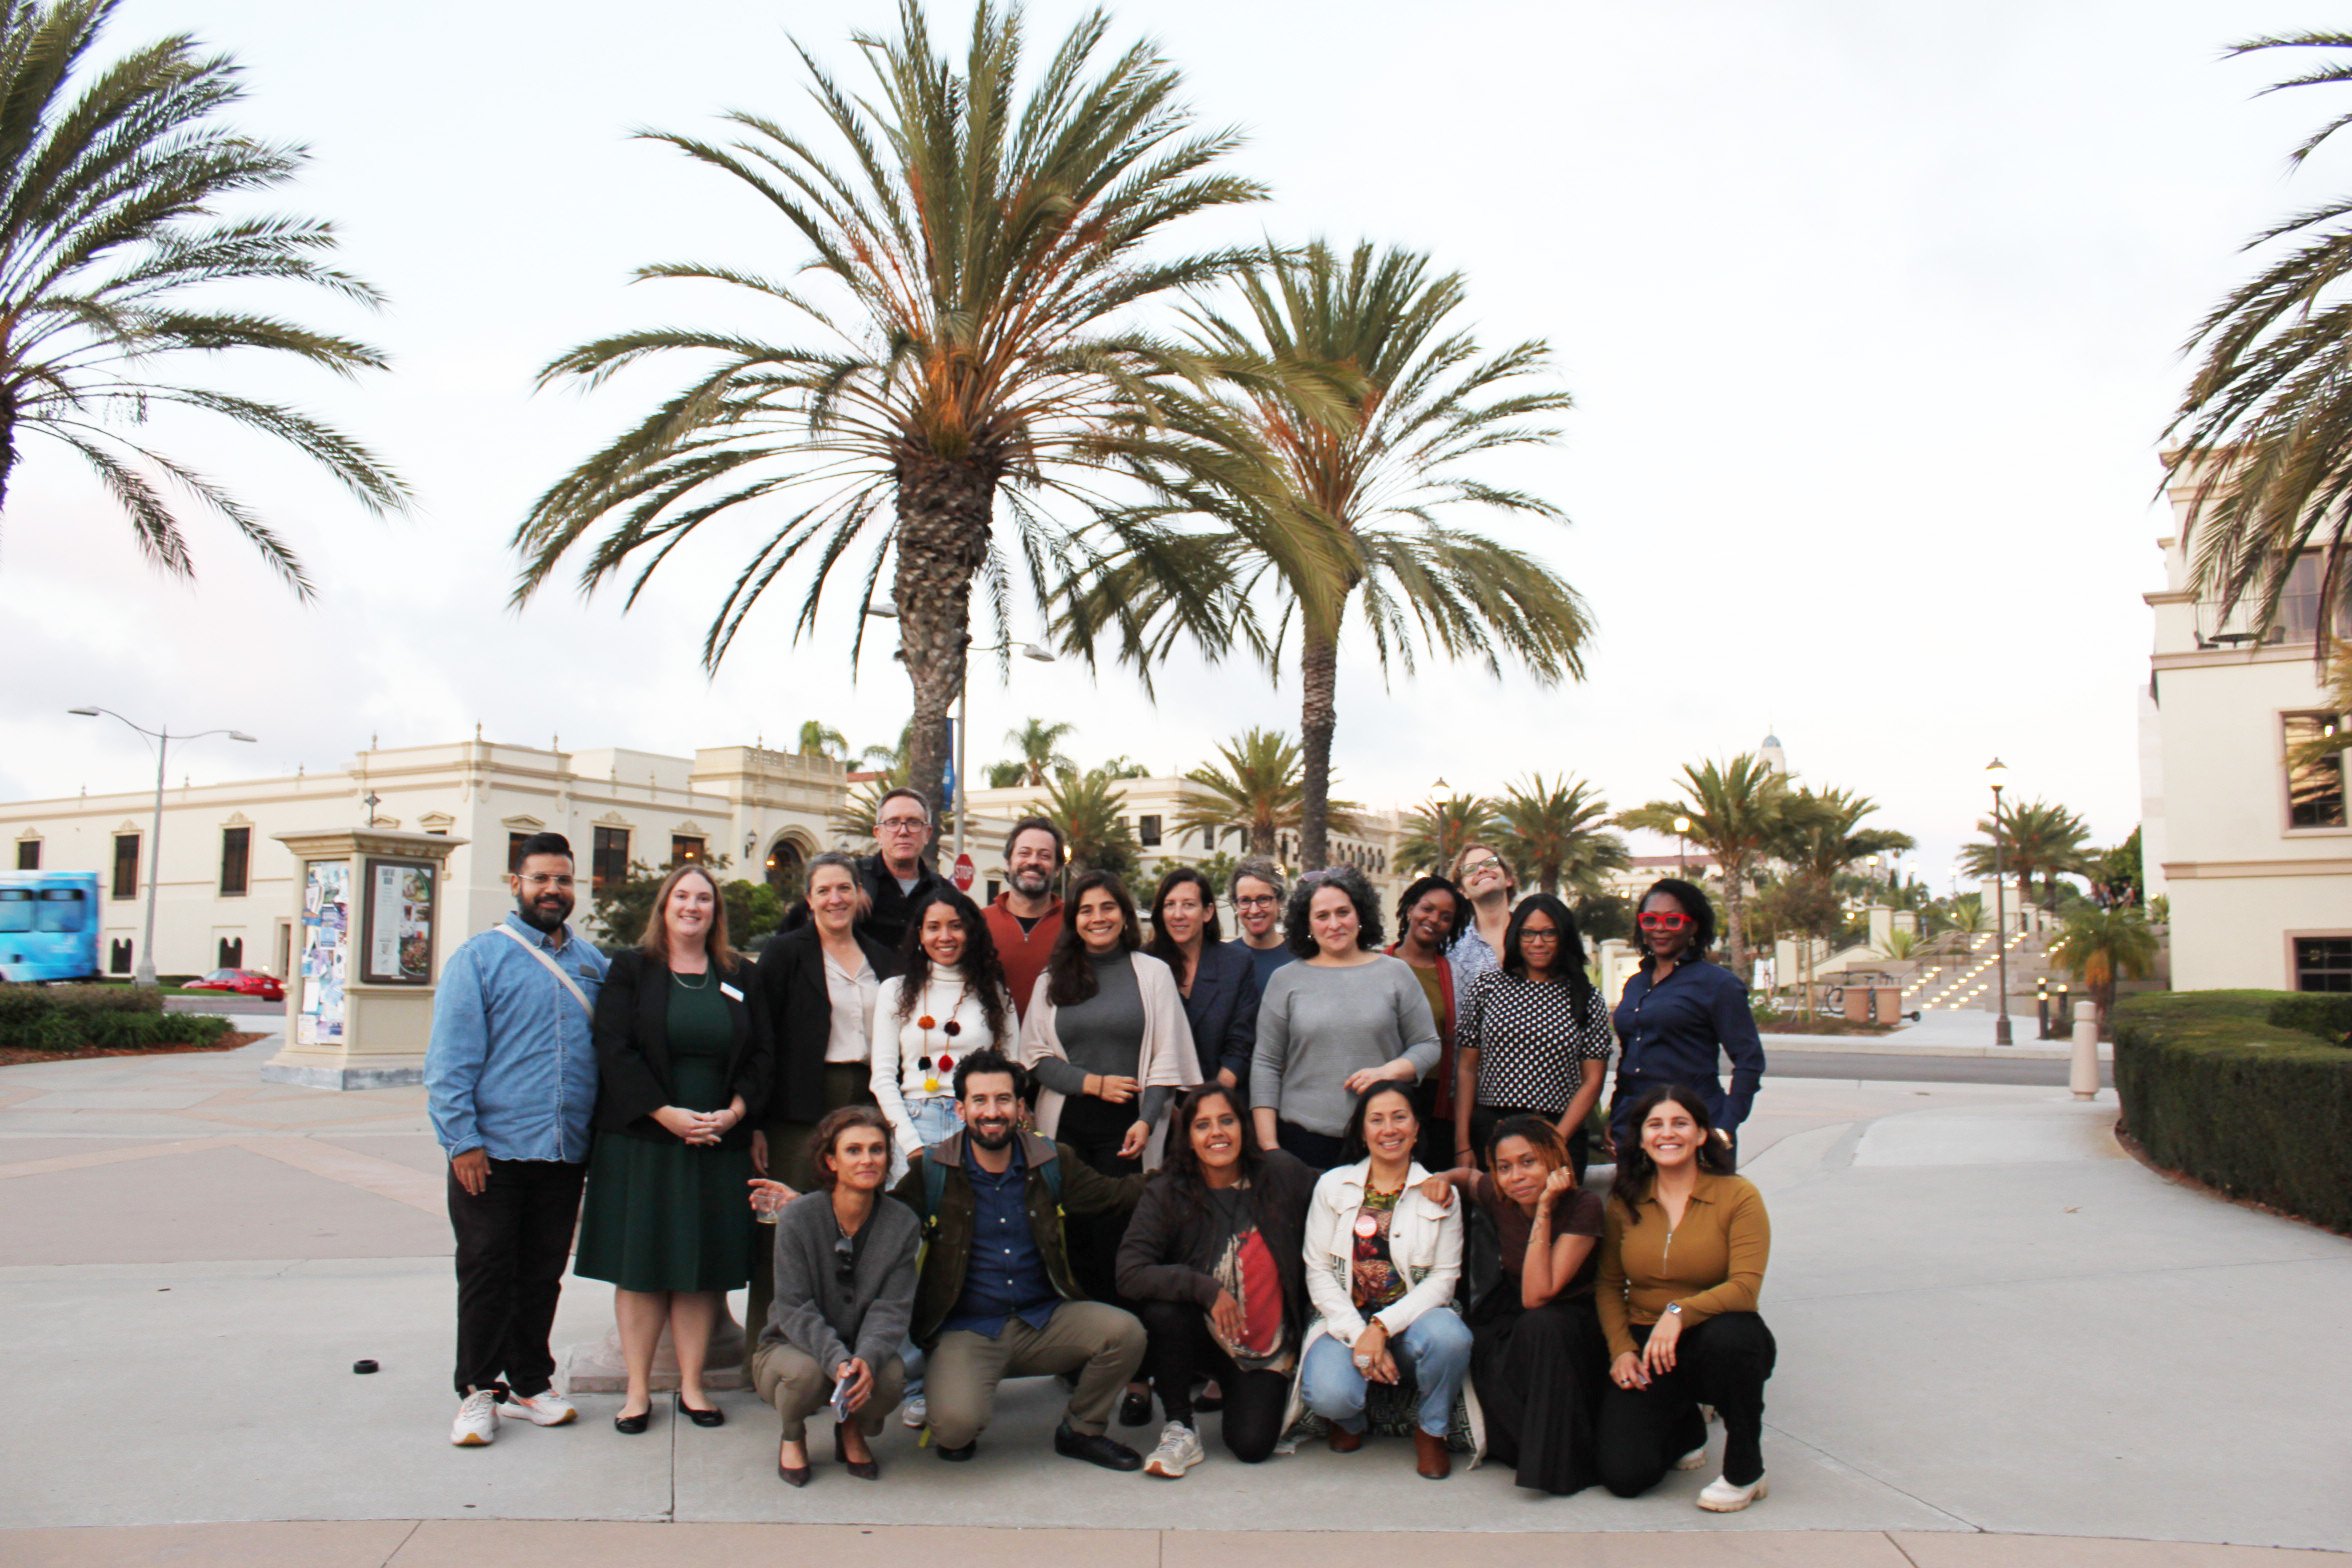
[424,832,610,1448]
[894,1050,1149,1469]
[983,816,1064,1022]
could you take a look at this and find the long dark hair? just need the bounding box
[1145,866,1223,988]
[894,887,1010,1043]
[1502,893,1597,1013]
[1636,877,1716,968]
[1609,1084,1733,1223]
[1339,1080,1419,1164]
[1392,875,1468,955]
[1045,870,1142,1007]
[1156,1083,1267,1222]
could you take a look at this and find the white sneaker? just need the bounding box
[1697,1473,1768,1512]
[902,1394,928,1429]
[1143,1420,1205,1479]
[450,1389,499,1447]
[1674,1443,1709,1471]
[500,1390,577,1427]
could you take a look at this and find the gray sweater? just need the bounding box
[1030,950,1173,1129]
[1249,955,1442,1137]
[759,1189,920,1375]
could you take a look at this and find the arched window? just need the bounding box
[765,838,806,901]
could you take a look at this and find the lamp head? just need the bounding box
[1985,757,2008,792]
[68,707,100,717]
[1017,642,1055,664]
[229,731,257,743]
[1672,814,1692,835]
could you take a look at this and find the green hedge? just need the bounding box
[2112,991,2352,1233]
[0,985,237,1051]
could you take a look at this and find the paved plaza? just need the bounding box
[2,1035,2346,1565]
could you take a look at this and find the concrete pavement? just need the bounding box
[1,1037,2346,1557]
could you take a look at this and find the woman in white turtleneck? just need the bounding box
[869,889,1020,1168]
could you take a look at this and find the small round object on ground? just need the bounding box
[351,1359,379,1374]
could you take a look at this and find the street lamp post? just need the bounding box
[1987,757,2012,1046]
[861,605,1053,865]
[1673,814,1691,877]
[69,707,257,988]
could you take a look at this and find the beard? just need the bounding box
[964,1114,1016,1151]
[1007,865,1051,897]
[516,892,572,933]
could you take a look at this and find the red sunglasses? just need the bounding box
[1637,911,1693,932]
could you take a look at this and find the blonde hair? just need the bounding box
[637,864,740,973]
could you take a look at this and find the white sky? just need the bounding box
[0,0,2322,887]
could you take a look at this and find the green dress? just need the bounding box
[574,974,757,1292]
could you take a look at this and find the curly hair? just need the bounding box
[1393,874,1468,953]
[1284,865,1385,959]
[894,887,1011,1042]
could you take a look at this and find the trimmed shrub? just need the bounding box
[2266,993,2352,1045]
[0,987,237,1050]
[2113,991,2352,1234]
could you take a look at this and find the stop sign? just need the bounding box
[951,851,976,892]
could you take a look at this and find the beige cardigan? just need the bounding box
[1017,949,1202,1163]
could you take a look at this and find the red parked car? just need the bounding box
[184,969,285,1002]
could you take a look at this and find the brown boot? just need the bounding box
[1328,1424,1363,1453]
[1414,1428,1451,1480]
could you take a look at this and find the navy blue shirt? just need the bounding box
[941,1137,1061,1338]
[1609,957,1766,1140]
[1229,936,1294,998]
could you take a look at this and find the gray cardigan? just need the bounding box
[758,1189,920,1375]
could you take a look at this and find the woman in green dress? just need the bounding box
[577,864,772,1432]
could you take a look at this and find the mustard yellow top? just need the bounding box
[1595,1170,1770,1361]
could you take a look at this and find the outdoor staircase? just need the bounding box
[1907,928,2052,1013]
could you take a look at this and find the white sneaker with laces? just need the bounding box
[1143,1420,1205,1479]
[902,1394,928,1429]
[501,1390,578,1427]
[1697,1473,1768,1512]
[1674,1443,1708,1471]
[450,1389,500,1447]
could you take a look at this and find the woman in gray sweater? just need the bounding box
[749,1105,918,1485]
[1251,867,1442,1171]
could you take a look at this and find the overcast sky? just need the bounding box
[0,0,2322,887]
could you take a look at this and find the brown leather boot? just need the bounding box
[1328,1424,1364,1453]
[1414,1428,1451,1479]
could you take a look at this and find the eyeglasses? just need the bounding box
[517,874,574,890]
[834,1231,857,1285]
[1459,856,1502,875]
[1234,895,1278,909]
[1637,912,1693,932]
[877,817,928,833]
[1519,929,1562,943]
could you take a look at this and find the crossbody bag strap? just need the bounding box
[493,922,592,1018]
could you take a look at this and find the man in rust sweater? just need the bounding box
[984,817,1064,1022]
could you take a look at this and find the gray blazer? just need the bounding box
[758,1190,920,1376]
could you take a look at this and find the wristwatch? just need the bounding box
[1664,1302,1684,1317]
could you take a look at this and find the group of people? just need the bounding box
[422,792,1775,1510]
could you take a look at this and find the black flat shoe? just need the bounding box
[1054,1419,1142,1472]
[1118,1387,1153,1427]
[835,1423,879,1480]
[613,1408,650,1435]
[678,1398,725,1428]
[935,1438,977,1462]
[1195,1378,1224,1414]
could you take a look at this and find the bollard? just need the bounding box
[2070,1001,2101,1100]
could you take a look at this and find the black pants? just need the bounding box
[447,1157,587,1399]
[1469,1102,1593,1183]
[1133,1299,1289,1462]
[1275,1120,1348,1172]
[1058,1094,1142,1309]
[1595,1312,1776,1494]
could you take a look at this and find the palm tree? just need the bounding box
[1174,727,1357,859]
[2046,905,2160,1039]
[2288,641,2350,772]
[1493,774,1626,899]
[1057,240,1590,868]
[796,721,850,759]
[2160,33,2352,646]
[1038,765,1138,880]
[511,0,1267,812]
[1959,798,2092,912]
[1768,786,1911,1017]
[1619,754,1790,978]
[984,760,1028,788]
[0,0,406,591]
[1395,794,1496,878]
[1000,718,1076,788]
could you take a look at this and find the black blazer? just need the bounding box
[1178,939,1263,1083]
[591,947,773,1144]
[750,923,903,1125]
[778,852,943,955]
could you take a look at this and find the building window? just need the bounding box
[112,834,140,899]
[2295,936,2352,992]
[671,835,705,866]
[592,827,630,895]
[2284,713,2347,829]
[15,840,37,871]
[219,827,251,897]
[1139,814,1162,847]
[109,938,132,975]
[2278,552,2325,642]
[217,936,244,969]
[508,832,531,873]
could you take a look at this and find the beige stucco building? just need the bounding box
[2140,466,2351,992]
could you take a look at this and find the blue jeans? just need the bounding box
[1300,1307,1472,1438]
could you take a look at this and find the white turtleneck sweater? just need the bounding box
[869,965,1017,1155]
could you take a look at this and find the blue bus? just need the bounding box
[0,871,102,983]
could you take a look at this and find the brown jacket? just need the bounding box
[1596,1170,1770,1360]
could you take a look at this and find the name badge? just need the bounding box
[720,982,744,1002]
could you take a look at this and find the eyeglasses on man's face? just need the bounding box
[517,874,574,890]
[877,816,928,834]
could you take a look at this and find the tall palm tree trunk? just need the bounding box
[1249,818,1276,858]
[1721,854,1752,980]
[1297,628,1339,870]
[893,454,996,823]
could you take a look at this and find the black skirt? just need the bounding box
[1469,1286,1608,1495]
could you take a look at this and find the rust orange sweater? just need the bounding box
[1596,1170,1771,1361]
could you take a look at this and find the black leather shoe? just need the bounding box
[834,1423,880,1480]
[613,1408,650,1435]
[1054,1419,1142,1471]
[678,1397,725,1428]
[1118,1387,1152,1427]
[935,1438,977,1462]
[778,1459,811,1487]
